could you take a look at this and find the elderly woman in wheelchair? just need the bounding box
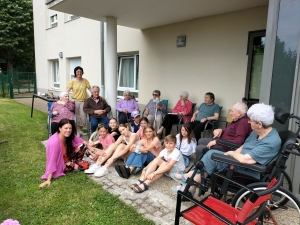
[172,103,281,197]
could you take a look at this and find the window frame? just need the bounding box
[243,30,266,104]
[117,54,139,99]
[50,14,57,28]
[68,14,79,21]
[52,60,60,89]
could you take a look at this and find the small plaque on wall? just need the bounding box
[177,35,186,47]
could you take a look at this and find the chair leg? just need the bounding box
[175,193,183,225]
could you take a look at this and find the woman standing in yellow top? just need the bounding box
[66,66,91,136]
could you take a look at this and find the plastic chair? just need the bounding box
[172,103,197,133]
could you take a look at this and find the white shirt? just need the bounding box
[176,134,196,156]
[159,148,185,173]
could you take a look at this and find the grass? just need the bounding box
[0,99,154,225]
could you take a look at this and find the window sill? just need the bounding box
[65,17,80,23]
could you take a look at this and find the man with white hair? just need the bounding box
[83,85,111,132]
[195,102,252,160]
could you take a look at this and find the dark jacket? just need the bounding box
[83,97,111,118]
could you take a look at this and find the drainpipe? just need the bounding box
[100,21,105,97]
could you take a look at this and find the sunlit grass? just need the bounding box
[0,99,153,225]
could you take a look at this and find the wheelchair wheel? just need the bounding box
[232,182,300,224]
[274,170,293,206]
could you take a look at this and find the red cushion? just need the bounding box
[183,196,257,225]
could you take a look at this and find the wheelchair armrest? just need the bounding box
[211,153,266,173]
[217,139,241,150]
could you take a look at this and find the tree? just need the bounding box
[0,0,35,71]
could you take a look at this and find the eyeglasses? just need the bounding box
[152,94,158,96]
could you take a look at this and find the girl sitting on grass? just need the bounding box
[131,134,185,193]
[86,124,115,161]
[176,123,196,167]
[115,125,162,178]
[40,119,85,188]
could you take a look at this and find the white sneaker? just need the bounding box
[94,167,108,177]
[84,164,101,174]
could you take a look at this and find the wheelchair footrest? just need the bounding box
[182,196,257,225]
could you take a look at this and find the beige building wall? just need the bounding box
[117,6,268,116]
[33,0,101,96]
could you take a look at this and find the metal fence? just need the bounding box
[0,71,36,98]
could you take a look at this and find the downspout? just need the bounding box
[100,21,105,97]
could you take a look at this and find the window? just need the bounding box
[49,10,57,28]
[243,30,266,107]
[68,14,79,21]
[52,60,59,89]
[117,54,139,99]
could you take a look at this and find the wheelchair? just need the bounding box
[175,109,300,224]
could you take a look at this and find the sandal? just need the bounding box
[114,164,124,178]
[120,165,131,179]
[133,182,149,193]
[170,173,186,185]
[130,179,144,189]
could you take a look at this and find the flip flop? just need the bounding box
[170,173,186,185]
[130,179,144,189]
[133,182,149,193]
[119,165,131,179]
[114,164,124,178]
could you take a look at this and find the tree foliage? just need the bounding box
[0,0,35,71]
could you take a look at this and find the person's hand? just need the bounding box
[82,141,88,146]
[122,109,128,113]
[145,108,149,116]
[111,132,117,136]
[130,144,136,151]
[224,151,234,156]
[156,105,161,110]
[213,129,222,138]
[147,172,156,180]
[39,180,51,188]
[191,116,196,122]
[52,111,58,116]
[200,118,207,123]
[207,140,217,149]
[89,141,94,146]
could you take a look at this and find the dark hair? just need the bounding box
[153,90,161,96]
[205,92,215,102]
[74,66,84,77]
[140,117,149,124]
[57,119,75,159]
[180,123,195,144]
[97,124,108,131]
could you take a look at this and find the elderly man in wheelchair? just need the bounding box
[174,103,299,224]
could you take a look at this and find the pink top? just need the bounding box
[40,133,83,179]
[99,134,115,149]
[172,100,193,123]
[136,128,144,139]
[139,137,162,157]
[51,101,75,123]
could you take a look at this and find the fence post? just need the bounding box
[33,72,37,94]
[0,72,4,98]
[8,70,14,99]
[17,72,20,93]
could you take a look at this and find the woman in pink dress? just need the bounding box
[39,119,84,188]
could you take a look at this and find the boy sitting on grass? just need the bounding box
[131,134,185,193]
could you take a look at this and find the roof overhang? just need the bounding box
[46,0,268,29]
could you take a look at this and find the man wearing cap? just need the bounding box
[131,111,141,132]
[83,85,111,132]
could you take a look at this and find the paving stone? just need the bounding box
[154,210,163,217]
[124,199,132,205]
[138,208,146,214]
[136,199,143,204]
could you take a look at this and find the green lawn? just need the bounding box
[0,99,153,225]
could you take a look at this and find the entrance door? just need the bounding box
[243,30,266,107]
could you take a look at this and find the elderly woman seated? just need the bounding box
[144,90,167,131]
[117,90,139,124]
[50,92,75,134]
[157,91,193,136]
[172,103,281,197]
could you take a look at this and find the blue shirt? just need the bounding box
[196,103,220,121]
